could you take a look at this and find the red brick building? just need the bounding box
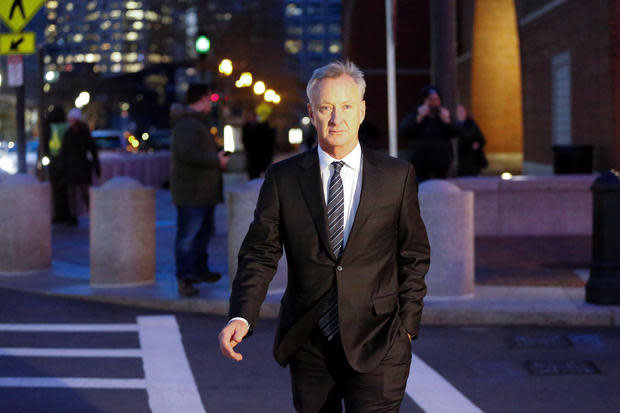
[342,0,620,173]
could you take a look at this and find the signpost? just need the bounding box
[0,0,47,173]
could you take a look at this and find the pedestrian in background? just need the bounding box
[219,61,430,412]
[41,106,71,224]
[241,109,275,179]
[455,104,488,176]
[59,108,100,227]
[401,85,457,182]
[171,84,229,297]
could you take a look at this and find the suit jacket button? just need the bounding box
[336,265,343,271]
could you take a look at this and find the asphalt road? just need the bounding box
[0,289,618,413]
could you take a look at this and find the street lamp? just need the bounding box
[219,59,233,76]
[75,91,90,108]
[264,89,276,102]
[253,81,265,95]
[235,72,253,88]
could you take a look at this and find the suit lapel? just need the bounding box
[342,147,384,257]
[297,150,336,261]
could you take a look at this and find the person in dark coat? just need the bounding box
[171,84,230,297]
[59,108,100,226]
[401,86,457,182]
[455,104,488,176]
[242,110,275,179]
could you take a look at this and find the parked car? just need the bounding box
[141,129,171,151]
[91,129,127,151]
[0,140,39,174]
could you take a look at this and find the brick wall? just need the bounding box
[518,0,614,170]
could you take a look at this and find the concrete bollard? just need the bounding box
[227,179,287,293]
[0,174,52,272]
[90,177,156,287]
[419,180,475,298]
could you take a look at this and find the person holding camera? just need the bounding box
[401,85,457,182]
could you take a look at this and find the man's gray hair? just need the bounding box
[306,60,366,103]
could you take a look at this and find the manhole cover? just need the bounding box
[510,335,572,349]
[525,360,601,376]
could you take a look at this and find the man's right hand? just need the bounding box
[416,104,430,122]
[218,151,230,170]
[218,319,249,361]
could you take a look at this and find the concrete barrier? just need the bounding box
[419,180,475,298]
[227,178,287,293]
[90,177,156,287]
[450,174,595,236]
[0,174,52,272]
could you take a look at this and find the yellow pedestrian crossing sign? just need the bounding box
[0,0,47,33]
[0,32,35,55]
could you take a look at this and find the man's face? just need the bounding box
[425,92,441,108]
[308,75,365,157]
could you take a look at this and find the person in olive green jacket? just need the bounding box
[171,84,229,297]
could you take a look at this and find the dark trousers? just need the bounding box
[289,327,411,413]
[175,205,215,281]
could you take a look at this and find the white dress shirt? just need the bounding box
[317,143,363,250]
[229,144,364,329]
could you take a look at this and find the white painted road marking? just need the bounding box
[0,324,138,332]
[138,316,206,413]
[0,377,147,389]
[0,316,206,413]
[0,348,142,357]
[407,353,483,413]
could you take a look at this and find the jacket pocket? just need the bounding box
[373,293,397,315]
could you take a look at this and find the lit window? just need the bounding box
[111,52,122,62]
[110,10,121,18]
[75,54,85,63]
[126,10,145,19]
[125,1,142,9]
[66,3,74,11]
[111,64,122,72]
[285,3,302,17]
[284,39,302,54]
[44,55,52,64]
[101,20,111,30]
[308,40,324,53]
[125,32,139,41]
[126,52,138,62]
[57,55,64,64]
[309,24,324,34]
[101,43,111,50]
[133,21,143,30]
[145,11,158,21]
[87,1,97,10]
[287,26,302,36]
[329,42,341,54]
[73,33,83,42]
[48,1,59,9]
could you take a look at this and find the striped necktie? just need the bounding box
[319,161,345,340]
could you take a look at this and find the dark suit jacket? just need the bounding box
[229,146,430,373]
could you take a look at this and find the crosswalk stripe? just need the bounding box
[0,348,141,357]
[407,353,483,413]
[0,377,146,389]
[0,324,138,332]
[137,316,206,413]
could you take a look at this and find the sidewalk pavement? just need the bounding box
[1,188,619,328]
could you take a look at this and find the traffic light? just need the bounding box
[195,34,211,54]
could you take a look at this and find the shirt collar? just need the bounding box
[317,143,362,172]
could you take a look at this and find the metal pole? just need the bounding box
[16,83,26,174]
[385,0,398,158]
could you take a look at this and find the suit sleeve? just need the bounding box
[397,164,430,339]
[229,166,283,329]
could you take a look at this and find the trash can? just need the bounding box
[552,144,593,174]
[586,170,620,304]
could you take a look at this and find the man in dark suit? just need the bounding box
[219,61,430,412]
